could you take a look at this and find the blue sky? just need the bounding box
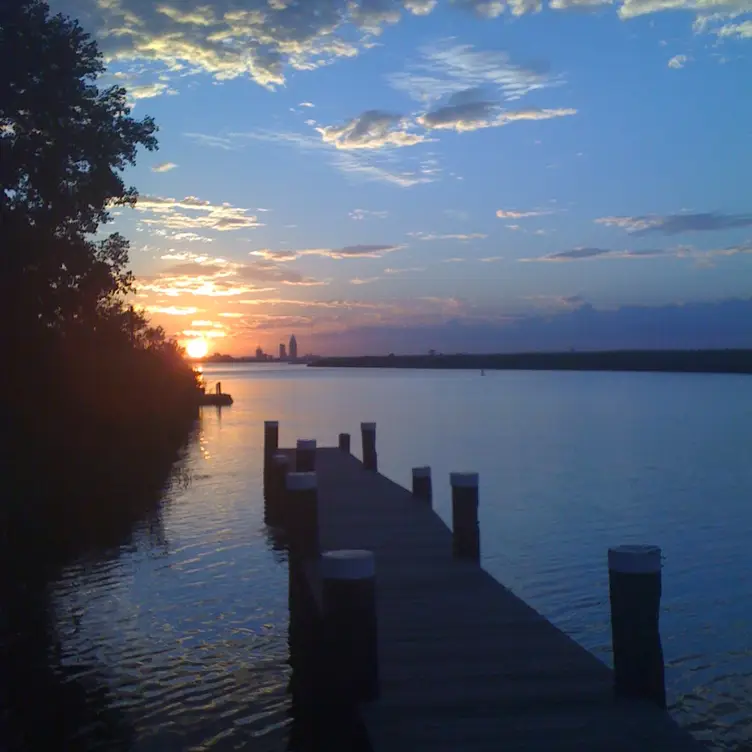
[56,0,752,354]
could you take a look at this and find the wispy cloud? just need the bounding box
[252,244,404,261]
[127,82,177,100]
[595,211,752,235]
[134,195,263,232]
[496,208,553,219]
[668,54,689,69]
[350,209,389,220]
[145,305,201,315]
[317,110,426,149]
[151,162,178,173]
[350,276,383,284]
[389,41,559,103]
[409,231,487,240]
[520,246,684,262]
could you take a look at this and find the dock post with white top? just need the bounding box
[361,422,377,471]
[296,439,317,473]
[411,466,432,503]
[321,550,379,702]
[450,472,480,562]
[608,544,666,708]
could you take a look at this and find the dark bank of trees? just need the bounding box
[0,0,199,566]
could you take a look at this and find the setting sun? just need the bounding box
[185,338,208,359]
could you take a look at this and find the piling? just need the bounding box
[296,439,317,472]
[608,544,666,708]
[264,452,289,526]
[361,422,377,472]
[263,420,279,478]
[411,466,432,503]
[321,550,379,703]
[338,432,351,453]
[450,472,480,563]
[285,472,319,558]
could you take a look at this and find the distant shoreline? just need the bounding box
[308,349,752,375]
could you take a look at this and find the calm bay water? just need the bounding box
[44,364,752,750]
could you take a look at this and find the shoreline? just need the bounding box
[308,349,752,375]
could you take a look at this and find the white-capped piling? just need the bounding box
[296,439,317,473]
[608,544,666,708]
[412,466,432,503]
[338,433,351,453]
[285,472,319,558]
[361,422,377,471]
[321,550,379,702]
[450,472,480,562]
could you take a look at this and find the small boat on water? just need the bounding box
[198,381,233,406]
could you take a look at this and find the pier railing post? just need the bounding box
[361,422,377,471]
[338,432,351,453]
[321,550,379,702]
[608,545,666,708]
[285,472,319,558]
[450,472,480,563]
[296,439,316,472]
[412,466,432,503]
[265,452,289,526]
[263,420,279,480]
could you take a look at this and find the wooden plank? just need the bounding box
[282,447,706,752]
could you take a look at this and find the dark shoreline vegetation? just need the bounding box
[311,349,752,374]
[1,3,199,747]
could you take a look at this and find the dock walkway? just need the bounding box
[279,446,705,751]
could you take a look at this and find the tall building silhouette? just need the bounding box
[279,343,287,360]
[289,334,298,361]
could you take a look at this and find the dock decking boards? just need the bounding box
[283,447,706,752]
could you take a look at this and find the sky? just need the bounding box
[55,0,752,355]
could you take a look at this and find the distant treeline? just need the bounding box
[311,350,752,374]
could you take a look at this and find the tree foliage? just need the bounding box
[0,0,157,333]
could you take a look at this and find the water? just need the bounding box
[29,365,752,749]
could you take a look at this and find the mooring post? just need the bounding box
[412,466,432,503]
[263,420,279,477]
[338,432,351,453]
[296,439,316,472]
[321,550,379,702]
[265,452,289,525]
[361,422,377,471]
[450,472,480,562]
[608,544,666,708]
[285,472,319,558]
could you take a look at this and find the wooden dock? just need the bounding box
[276,446,706,752]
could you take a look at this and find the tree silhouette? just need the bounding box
[1,0,157,335]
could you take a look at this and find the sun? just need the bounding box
[185,338,209,359]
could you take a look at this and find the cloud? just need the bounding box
[184,133,237,150]
[134,195,263,232]
[151,162,178,173]
[520,246,680,262]
[317,110,425,149]
[496,208,552,219]
[417,90,577,132]
[595,211,752,235]
[389,41,559,104]
[144,305,201,315]
[668,54,689,68]
[252,243,404,260]
[350,276,383,284]
[452,0,507,18]
[350,209,389,220]
[299,101,315,107]
[409,231,488,240]
[127,82,177,100]
[138,251,322,296]
[384,266,426,273]
[712,20,752,38]
[218,312,246,318]
[405,0,439,12]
